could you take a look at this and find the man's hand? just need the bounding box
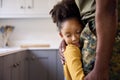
[59,40,67,64]
[84,68,109,80]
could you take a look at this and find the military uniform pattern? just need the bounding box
[80,21,120,80]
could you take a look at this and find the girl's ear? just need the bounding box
[59,32,63,38]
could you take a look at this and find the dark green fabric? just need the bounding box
[80,21,120,80]
[75,0,95,22]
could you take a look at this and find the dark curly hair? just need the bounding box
[49,0,84,31]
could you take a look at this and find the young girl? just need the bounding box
[50,0,85,80]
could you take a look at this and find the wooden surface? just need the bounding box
[20,44,50,48]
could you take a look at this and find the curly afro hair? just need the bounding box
[49,0,84,31]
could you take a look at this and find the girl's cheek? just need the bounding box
[66,39,71,44]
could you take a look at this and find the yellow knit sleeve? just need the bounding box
[64,44,84,80]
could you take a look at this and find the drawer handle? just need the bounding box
[13,64,17,68]
[31,56,35,60]
[21,6,25,9]
[28,6,32,9]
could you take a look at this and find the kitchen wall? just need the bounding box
[0,1,119,48]
[0,18,61,48]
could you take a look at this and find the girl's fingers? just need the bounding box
[59,40,67,64]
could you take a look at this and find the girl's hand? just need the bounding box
[59,40,67,64]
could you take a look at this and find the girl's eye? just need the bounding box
[66,34,71,37]
[76,31,81,34]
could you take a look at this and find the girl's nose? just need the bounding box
[72,35,77,41]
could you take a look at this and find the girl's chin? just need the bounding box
[75,44,80,47]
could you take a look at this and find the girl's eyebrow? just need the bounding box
[65,32,71,34]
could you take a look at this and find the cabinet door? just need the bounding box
[19,51,28,80]
[13,52,23,80]
[0,0,2,8]
[29,50,57,80]
[0,0,58,18]
[3,54,21,80]
[0,57,3,80]
[0,0,25,17]
[25,0,57,17]
[3,54,14,80]
[13,51,28,80]
[3,51,28,80]
[56,50,64,80]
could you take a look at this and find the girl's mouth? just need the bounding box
[72,42,80,47]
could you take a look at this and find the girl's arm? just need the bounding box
[64,44,84,80]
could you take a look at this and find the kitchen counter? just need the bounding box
[0,47,59,57]
[27,47,58,50]
[0,48,27,56]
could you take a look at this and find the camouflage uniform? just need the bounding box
[75,0,120,79]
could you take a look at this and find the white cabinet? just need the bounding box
[0,0,2,8]
[0,0,57,18]
[0,0,25,17]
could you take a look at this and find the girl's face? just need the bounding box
[59,18,83,47]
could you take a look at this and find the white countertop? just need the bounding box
[0,48,27,56]
[0,47,58,57]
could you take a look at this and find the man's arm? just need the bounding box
[85,0,117,80]
[95,0,117,73]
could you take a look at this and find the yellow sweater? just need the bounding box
[63,44,84,80]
